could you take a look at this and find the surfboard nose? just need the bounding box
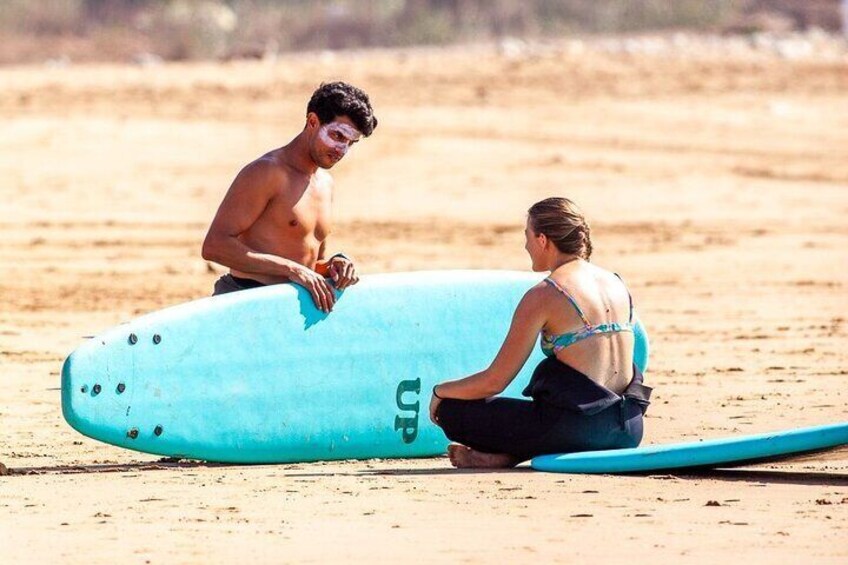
[61,339,131,446]
[61,349,92,433]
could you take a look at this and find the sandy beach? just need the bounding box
[1,38,847,562]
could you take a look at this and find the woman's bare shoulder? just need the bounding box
[521,279,562,311]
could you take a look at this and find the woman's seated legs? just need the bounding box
[436,397,559,462]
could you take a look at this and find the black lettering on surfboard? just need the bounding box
[394,378,421,444]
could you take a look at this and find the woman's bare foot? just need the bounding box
[447,443,519,469]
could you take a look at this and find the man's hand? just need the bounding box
[327,255,359,290]
[289,264,336,313]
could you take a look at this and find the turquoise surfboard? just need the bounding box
[532,422,848,474]
[61,270,649,464]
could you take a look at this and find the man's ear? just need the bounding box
[306,112,320,130]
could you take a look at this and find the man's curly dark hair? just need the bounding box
[307,82,378,137]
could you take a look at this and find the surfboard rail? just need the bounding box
[531,422,848,474]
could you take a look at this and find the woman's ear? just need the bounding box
[538,232,549,250]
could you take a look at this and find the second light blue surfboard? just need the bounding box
[532,422,848,474]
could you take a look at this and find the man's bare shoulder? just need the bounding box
[229,151,289,195]
[242,151,287,179]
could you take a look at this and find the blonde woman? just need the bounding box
[431,197,651,468]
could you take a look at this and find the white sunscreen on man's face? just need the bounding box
[317,122,362,158]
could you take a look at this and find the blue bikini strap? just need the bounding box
[543,277,592,328]
[613,273,634,323]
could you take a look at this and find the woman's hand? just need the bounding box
[429,391,442,425]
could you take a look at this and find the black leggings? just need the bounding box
[435,358,648,462]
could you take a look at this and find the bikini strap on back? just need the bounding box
[613,273,634,324]
[543,277,592,328]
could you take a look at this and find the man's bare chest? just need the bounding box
[263,190,331,241]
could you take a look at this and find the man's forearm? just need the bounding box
[243,250,301,277]
[202,235,300,278]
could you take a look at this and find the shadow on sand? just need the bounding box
[4,459,847,486]
[669,468,848,487]
[4,459,236,476]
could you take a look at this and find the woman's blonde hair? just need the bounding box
[527,197,592,260]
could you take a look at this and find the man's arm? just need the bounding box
[202,160,300,278]
[202,160,336,312]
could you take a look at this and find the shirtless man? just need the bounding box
[202,82,378,312]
